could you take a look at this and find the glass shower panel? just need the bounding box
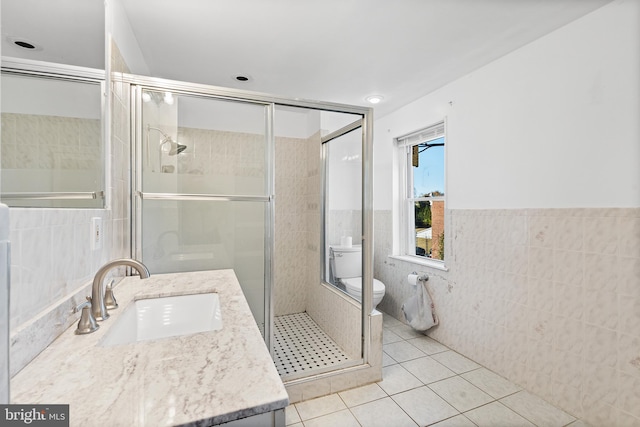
[141,90,267,196]
[141,199,266,328]
[138,89,271,334]
[324,128,363,290]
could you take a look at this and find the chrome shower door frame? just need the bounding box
[125,73,374,367]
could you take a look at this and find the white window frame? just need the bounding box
[391,120,448,271]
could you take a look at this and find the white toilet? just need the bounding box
[329,245,386,309]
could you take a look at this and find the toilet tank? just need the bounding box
[330,245,362,279]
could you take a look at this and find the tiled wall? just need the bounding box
[176,127,265,183]
[274,135,312,316]
[374,207,640,426]
[1,114,101,171]
[327,210,362,249]
[1,113,102,208]
[8,40,131,376]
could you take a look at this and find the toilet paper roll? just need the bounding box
[407,273,418,288]
[340,236,352,247]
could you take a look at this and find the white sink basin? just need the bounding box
[100,293,222,347]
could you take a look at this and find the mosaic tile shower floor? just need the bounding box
[274,312,354,381]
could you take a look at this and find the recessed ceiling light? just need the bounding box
[233,75,253,83]
[7,36,42,51]
[366,95,384,104]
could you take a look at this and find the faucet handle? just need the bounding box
[104,280,118,310]
[75,296,100,335]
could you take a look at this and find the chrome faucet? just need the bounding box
[91,258,150,321]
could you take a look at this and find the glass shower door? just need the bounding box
[133,88,272,336]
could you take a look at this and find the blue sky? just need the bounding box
[413,137,445,197]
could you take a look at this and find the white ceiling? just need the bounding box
[3,0,613,117]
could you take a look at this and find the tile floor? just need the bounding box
[285,312,589,427]
[274,313,354,380]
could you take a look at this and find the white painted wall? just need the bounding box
[327,130,362,210]
[374,0,640,210]
[106,0,149,75]
[2,74,101,118]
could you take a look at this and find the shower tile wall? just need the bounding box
[374,207,640,426]
[1,114,101,171]
[328,210,362,248]
[176,128,265,184]
[8,40,131,375]
[274,135,310,316]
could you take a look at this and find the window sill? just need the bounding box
[388,255,449,272]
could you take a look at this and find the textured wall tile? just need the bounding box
[584,216,618,255]
[584,324,617,368]
[618,217,640,257]
[619,296,640,338]
[553,284,583,321]
[617,257,640,297]
[584,289,618,330]
[583,253,618,293]
[582,363,617,405]
[553,250,584,287]
[555,216,584,251]
[373,207,640,427]
[618,372,640,418]
[553,317,584,356]
[528,247,553,279]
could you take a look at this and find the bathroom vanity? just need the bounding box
[10,270,288,426]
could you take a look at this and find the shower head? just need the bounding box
[160,136,187,156]
[147,125,188,156]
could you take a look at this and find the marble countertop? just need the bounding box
[10,269,289,426]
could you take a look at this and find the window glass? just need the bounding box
[399,125,445,263]
[412,140,444,197]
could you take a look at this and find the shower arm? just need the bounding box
[146,125,174,172]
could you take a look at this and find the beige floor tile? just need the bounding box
[389,323,426,340]
[401,356,456,384]
[430,414,477,427]
[391,386,459,426]
[407,335,449,355]
[431,350,482,374]
[461,368,521,399]
[294,394,346,421]
[288,423,303,427]
[566,421,593,427]
[465,401,535,427]
[382,351,397,367]
[378,364,423,395]
[382,313,404,329]
[500,391,575,427]
[383,340,425,362]
[383,328,404,344]
[302,409,361,427]
[339,383,387,407]
[285,404,301,425]
[428,376,493,412]
[350,396,418,427]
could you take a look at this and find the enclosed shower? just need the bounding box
[127,75,378,395]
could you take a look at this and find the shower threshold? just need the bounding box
[273,312,358,382]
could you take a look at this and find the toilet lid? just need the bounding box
[342,277,385,294]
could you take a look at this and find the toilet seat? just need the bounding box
[341,277,385,296]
